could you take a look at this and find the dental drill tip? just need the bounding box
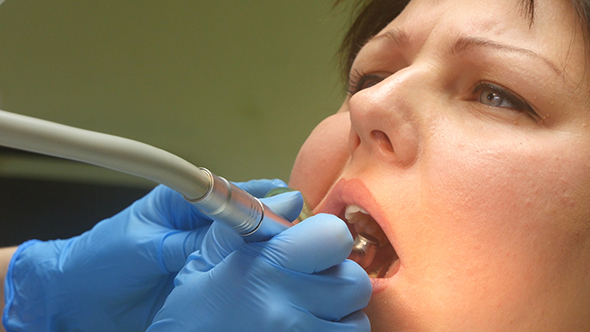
[349,232,380,269]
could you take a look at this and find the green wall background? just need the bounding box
[0,1,349,187]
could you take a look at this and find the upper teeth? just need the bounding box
[344,204,390,249]
[345,204,368,222]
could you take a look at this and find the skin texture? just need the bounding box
[0,247,16,332]
[289,0,590,330]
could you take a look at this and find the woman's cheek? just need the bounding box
[419,130,590,309]
[288,112,351,208]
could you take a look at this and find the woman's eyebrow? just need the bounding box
[367,29,562,76]
[370,27,410,48]
[451,36,562,75]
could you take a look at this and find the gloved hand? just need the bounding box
[3,179,303,332]
[148,213,372,332]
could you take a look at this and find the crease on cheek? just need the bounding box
[288,114,351,208]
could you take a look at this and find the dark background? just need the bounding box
[0,149,152,247]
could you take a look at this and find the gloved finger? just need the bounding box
[259,190,303,223]
[159,227,209,273]
[182,252,369,330]
[244,213,353,274]
[276,306,371,332]
[234,178,288,198]
[184,190,304,272]
[281,260,372,321]
[336,311,372,332]
[182,222,244,272]
[134,185,211,230]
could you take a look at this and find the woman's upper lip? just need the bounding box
[314,177,376,216]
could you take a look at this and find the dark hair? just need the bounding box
[336,0,590,82]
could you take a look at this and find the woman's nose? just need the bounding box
[348,68,422,166]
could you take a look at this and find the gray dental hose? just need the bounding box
[0,109,291,242]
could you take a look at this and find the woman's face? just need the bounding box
[289,0,590,330]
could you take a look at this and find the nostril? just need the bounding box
[371,130,394,153]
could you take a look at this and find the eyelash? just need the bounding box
[347,70,385,96]
[472,81,537,118]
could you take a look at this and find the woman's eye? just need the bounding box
[474,82,538,118]
[480,89,512,108]
[347,70,385,95]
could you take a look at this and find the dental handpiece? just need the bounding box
[0,109,290,242]
[0,109,377,265]
[189,168,292,242]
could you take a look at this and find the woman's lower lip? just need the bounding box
[369,259,401,295]
[370,277,390,295]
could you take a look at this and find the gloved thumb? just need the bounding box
[243,213,353,274]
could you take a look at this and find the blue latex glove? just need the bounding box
[148,213,372,332]
[3,179,303,332]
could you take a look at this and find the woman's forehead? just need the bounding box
[396,0,572,30]
[379,0,585,64]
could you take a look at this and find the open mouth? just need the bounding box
[343,204,399,278]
